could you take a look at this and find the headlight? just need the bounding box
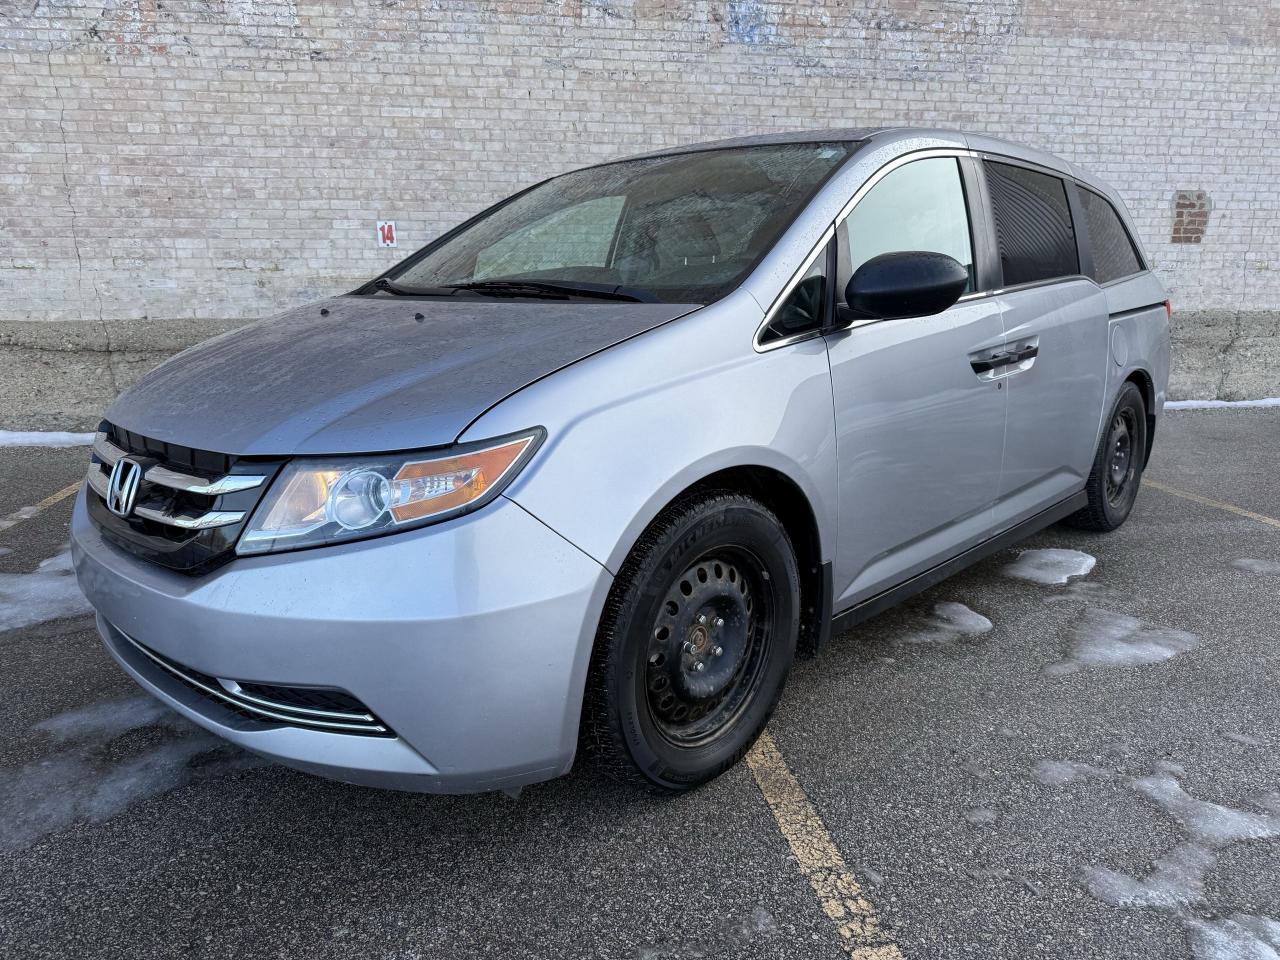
[237,429,543,555]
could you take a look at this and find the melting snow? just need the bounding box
[1233,559,1280,576]
[1082,772,1280,912]
[1135,774,1280,846]
[899,601,992,644]
[1032,759,1112,787]
[1043,608,1198,676]
[1,696,260,850]
[0,548,92,632]
[0,430,95,447]
[1086,841,1214,909]
[1003,548,1096,585]
[1188,914,1280,960]
[34,695,192,743]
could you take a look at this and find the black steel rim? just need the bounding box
[644,547,774,747]
[1105,407,1137,505]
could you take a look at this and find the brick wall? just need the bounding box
[1,1,1277,418]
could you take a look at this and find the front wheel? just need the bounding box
[582,492,799,792]
[1065,381,1148,532]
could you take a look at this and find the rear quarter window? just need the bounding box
[984,160,1079,287]
[1079,187,1144,284]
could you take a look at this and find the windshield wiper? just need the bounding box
[368,277,459,297]
[450,280,658,303]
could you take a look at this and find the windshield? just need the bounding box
[383,142,857,303]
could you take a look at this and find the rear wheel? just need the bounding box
[1065,381,1148,532]
[582,492,799,792]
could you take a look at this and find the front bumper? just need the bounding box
[71,487,612,793]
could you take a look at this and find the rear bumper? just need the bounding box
[71,487,612,793]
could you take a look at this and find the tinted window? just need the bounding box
[1079,188,1143,284]
[760,242,829,345]
[387,143,856,304]
[984,161,1078,286]
[839,157,975,296]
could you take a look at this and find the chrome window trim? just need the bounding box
[752,225,834,352]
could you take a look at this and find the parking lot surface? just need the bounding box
[1,408,1277,959]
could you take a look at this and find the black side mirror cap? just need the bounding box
[844,251,970,322]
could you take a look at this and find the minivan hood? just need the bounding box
[105,296,697,456]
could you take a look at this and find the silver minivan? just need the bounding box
[72,128,1171,795]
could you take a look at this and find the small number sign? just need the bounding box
[377,221,397,247]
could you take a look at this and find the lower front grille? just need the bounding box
[116,630,393,737]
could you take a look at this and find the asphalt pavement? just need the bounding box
[0,408,1277,960]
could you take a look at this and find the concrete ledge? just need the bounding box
[2,312,1277,430]
[1,318,256,431]
[1169,311,1280,401]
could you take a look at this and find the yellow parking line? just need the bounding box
[0,480,82,533]
[1145,478,1280,530]
[747,731,903,960]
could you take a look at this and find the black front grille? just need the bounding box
[86,421,283,575]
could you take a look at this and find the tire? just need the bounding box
[1064,381,1148,532]
[582,491,800,792]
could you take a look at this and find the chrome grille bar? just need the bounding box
[145,464,265,496]
[132,503,245,530]
[86,462,246,529]
[118,630,389,735]
[93,432,266,496]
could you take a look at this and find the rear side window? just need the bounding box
[984,161,1078,287]
[1079,188,1143,284]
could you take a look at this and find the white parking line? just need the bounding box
[0,480,83,533]
[747,731,903,960]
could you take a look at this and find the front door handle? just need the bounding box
[1005,343,1039,364]
[969,343,1039,374]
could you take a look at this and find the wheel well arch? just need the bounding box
[1123,368,1157,466]
[669,464,828,657]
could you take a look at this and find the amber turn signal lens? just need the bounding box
[387,435,535,523]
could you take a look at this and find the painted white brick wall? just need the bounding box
[1,0,1276,327]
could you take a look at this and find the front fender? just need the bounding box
[461,291,837,577]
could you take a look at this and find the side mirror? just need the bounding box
[844,251,969,322]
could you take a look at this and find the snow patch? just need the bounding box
[1165,398,1280,409]
[1044,608,1198,676]
[1,697,262,850]
[1032,759,1111,787]
[899,601,992,645]
[1135,774,1280,846]
[1232,559,1280,576]
[964,807,999,825]
[1082,772,1280,912]
[35,695,192,743]
[0,430,95,447]
[0,547,92,632]
[1003,548,1096,585]
[1188,914,1280,960]
[1086,841,1214,908]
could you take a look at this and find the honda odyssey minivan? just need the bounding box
[72,127,1170,795]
